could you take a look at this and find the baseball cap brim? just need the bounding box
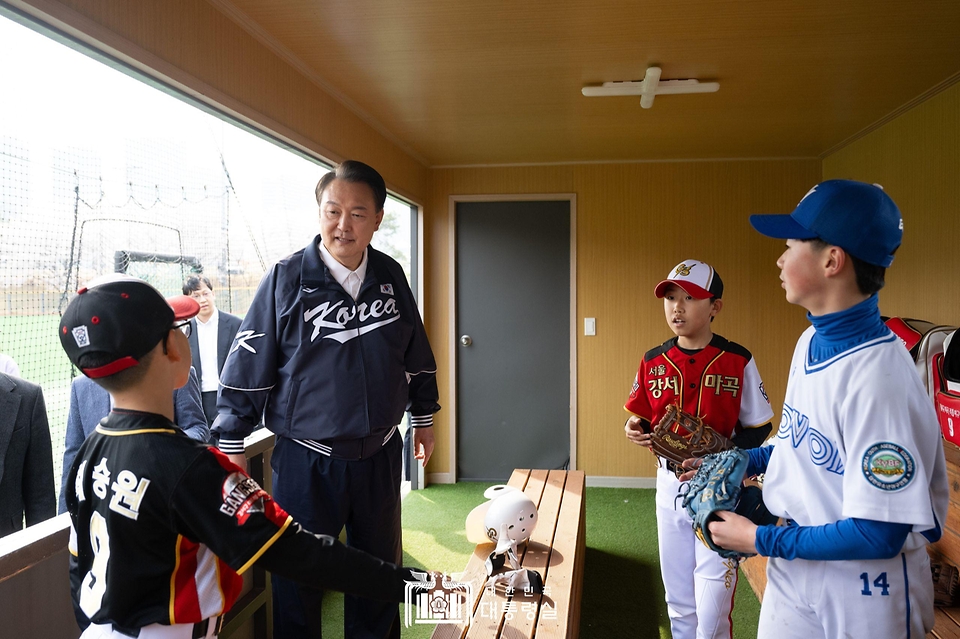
[654,280,713,299]
[167,295,200,320]
[749,214,820,240]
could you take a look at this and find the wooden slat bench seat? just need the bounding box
[929,607,960,638]
[926,444,960,638]
[430,469,586,639]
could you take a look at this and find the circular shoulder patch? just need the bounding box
[861,442,916,491]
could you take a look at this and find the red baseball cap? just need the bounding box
[654,260,724,299]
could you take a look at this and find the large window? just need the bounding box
[0,10,416,523]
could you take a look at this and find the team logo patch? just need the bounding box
[861,442,915,491]
[72,325,90,348]
[380,283,394,295]
[220,472,268,523]
[673,263,694,277]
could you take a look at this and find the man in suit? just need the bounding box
[58,366,209,513]
[0,372,55,537]
[183,275,243,428]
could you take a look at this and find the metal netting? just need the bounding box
[0,13,414,516]
[0,133,323,500]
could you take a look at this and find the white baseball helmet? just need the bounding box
[464,484,540,574]
[484,489,538,545]
[465,485,539,545]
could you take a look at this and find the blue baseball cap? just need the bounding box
[749,179,902,267]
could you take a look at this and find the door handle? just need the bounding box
[460,335,473,347]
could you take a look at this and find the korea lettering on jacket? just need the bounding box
[304,295,400,343]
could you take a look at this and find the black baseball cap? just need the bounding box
[59,274,199,378]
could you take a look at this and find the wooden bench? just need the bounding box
[430,469,586,639]
[740,444,960,639]
[926,444,960,638]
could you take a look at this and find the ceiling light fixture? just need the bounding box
[581,66,719,109]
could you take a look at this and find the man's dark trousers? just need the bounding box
[270,434,403,639]
[201,391,218,425]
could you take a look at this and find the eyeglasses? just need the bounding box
[172,320,192,338]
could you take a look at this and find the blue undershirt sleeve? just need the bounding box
[746,445,774,477]
[755,518,912,561]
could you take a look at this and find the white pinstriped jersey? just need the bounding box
[763,326,949,551]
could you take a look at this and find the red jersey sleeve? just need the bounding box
[169,448,293,574]
[624,365,653,420]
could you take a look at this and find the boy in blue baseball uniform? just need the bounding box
[690,180,949,637]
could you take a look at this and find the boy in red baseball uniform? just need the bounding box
[624,259,773,639]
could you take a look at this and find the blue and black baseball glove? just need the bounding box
[682,448,778,559]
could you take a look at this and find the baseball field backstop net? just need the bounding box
[0,132,413,507]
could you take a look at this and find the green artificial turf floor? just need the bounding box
[319,484,761,638]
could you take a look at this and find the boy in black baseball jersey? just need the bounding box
[59,274,428,639]
[623,259,774,639]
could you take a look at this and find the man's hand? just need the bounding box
[413,426,435,467]
[624,416,653,449]
[706,510,759,555]
[225,452,248,473]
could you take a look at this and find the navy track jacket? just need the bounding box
[215,238,440,454]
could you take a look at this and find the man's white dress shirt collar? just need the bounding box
[318,241,368,301]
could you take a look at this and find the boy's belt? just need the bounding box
[191,616,222,639]
[657,455,684,476]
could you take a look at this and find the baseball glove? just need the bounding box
[650,404,734,474]
[932,560,959,607]
[682,448,778,559]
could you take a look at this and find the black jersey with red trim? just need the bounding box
[66,409,420,632]
[624,334,773,438]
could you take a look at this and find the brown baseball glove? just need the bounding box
[650,404,734,475]
[932,560,959,607]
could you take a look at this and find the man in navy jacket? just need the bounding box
[215,160,440,639]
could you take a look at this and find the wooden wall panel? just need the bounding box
[10,0,430,201]
[823,82,960,326]
[426,161,821,477]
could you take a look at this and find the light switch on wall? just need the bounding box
[584,317,596,336]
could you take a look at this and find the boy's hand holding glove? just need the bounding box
[649,404,734,476]
[682,448,779,559]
